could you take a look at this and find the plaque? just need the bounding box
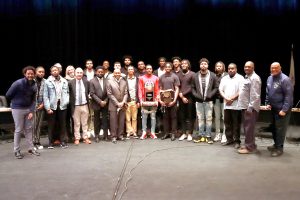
[160,89,174,104]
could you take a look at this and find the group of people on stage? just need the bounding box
[6,55,294,159]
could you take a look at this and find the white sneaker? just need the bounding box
[179,134,187,141]
[187,134,193,141]
[221,133,227,144]
[140,131,147,140]
[213,133,221,142]
[37,145,44,150]
[89,131,95,138]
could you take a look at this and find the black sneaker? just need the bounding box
[267,145,276,152]
[15,151,23,159]
[206,137,213,144]
[60,142,68,149]
[271,149,283,157]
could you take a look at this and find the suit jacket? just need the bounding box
[106,77,128,111]
[192,71,218,102]
[89,76,108,110]
[68,78,90,115]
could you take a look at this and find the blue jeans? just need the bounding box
[141,108,156,133]
[213,98,224,133]
[196,101,213,137]
[271,109,291,150]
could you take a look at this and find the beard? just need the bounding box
[182,68,188,73]
[200,69,207,75]
[36,76,42,82]
[97,74,104,78]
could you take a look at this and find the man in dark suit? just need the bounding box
[68,67,91,145]
[90,66,109,142]
[106,68,128,144]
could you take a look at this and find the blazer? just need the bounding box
[89,76,108,110]
[68,78,90,115]
[106,77,128,111]
[192,71,218,102]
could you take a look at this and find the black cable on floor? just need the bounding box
[117,143,202,200]
[112,139,135,200]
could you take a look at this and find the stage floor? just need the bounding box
[1,133,300,200]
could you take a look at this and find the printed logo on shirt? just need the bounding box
[273,81,280,89]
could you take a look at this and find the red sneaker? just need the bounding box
[150,133,157,139]
[54,140,60,145]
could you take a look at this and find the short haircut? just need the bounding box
[36,66,45,71]
[85,59,93,64]
[146,64,152,69]
[127,65,134,70]
[75,67,83,73]
[171,56,182,62]
[199,58,209,65]
[22,66,35,74]
[50,65,59,71]
[122,55,133,62]
[158,57,166,62]
[95,65,104,71]
[165,62,173,68]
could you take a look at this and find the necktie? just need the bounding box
[78,80,82,105]
[99,78,103,90]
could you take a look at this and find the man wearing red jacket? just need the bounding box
[138,64,160,139]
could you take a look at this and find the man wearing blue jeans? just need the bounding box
[192,58,218,144]
[139,65,159,139]
[213,61,227,143]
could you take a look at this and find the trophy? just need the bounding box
[142,82,157,108]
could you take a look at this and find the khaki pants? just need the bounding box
[125,101,138,134]
[73,105,89,140]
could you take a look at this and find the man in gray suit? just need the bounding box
[90,66,109,142]
[106,68,128,143]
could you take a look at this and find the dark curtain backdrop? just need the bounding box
[0,0,299,104]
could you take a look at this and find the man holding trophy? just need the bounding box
[138,64,160,139]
